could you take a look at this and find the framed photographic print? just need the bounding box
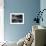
[10,13,24,24]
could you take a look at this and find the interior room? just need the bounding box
[0,0,46,46]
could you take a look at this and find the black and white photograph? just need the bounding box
[10,13,24,24]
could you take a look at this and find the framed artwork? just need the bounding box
[10,13,24,24]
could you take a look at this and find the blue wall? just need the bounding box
[40,0,46,27]
[4,0,40,42]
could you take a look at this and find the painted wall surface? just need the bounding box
[4,0,40,42]
[40,0,46,27]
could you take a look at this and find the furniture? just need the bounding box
[31,25,46,46]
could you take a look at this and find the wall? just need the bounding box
[40,0,46,27]
[0,0,4,42]
[4,0,40,42]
